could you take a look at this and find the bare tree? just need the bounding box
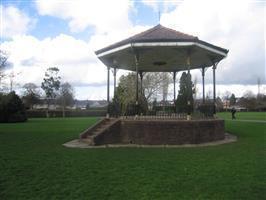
[243,90,255,99]
[223,91,231,101]
[257,77,261,96]
[206,89,212,100]
[239,90,257,110]
[161,72,171,102]
[193,76,198,100]
[22,83,41,109]
[0,50,8,73]
[58,82,75,117]
[8,71,21,92]
[143,73,161,101]
[143,72,171,102]
[114,72,171,114]
[0,50,12,89]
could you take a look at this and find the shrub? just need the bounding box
[26,109,106,118]
[0,92,27,123]
[197,103,214,117]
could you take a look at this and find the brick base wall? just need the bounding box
[93,119,225,145]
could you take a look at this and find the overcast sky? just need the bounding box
[1,0,265,99]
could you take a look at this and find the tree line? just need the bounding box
[110,71,196,115]
[1,49,265,122]
[25,67,75,117]
[0,50,75,121]
[111,71,266,115]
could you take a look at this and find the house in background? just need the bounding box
[72,100,107,110]
[32,99,107,110]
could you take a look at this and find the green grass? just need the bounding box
[217,111,266,121]
[0,115,265,199]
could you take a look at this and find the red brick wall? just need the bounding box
[93,119,225,145]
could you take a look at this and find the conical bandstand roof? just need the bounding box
[95,24,228,72]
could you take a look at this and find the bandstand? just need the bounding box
[80,24,229,146]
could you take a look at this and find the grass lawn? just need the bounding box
[0,115,265,199]
[217,111,266,121]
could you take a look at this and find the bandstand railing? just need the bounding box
[109,102,215,120]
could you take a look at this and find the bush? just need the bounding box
[197,103,214,117]
[0,92,27,123]
[109,93,148,116]
[109,101,121,117]
[153,105,175,113]
[26,109,106,118]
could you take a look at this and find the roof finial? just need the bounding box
[158,10,161,24]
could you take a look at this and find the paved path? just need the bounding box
[63,133,237,149]
[226,119,266,123]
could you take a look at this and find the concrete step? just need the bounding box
[98,125,110,129]
[86,118,119,137]
[81,137,94,145]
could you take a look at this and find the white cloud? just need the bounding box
[36,0,133,33]
[1,1,151,99]
[0,23,152,98]
[1,5,35,38]
[1,1,265,99]
[1,34,106,88]
[2,31,265,99]
[1,27,148,99]
[89,24,151,50]
[160,0,265,84]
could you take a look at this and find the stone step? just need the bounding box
[81,137,94,145]
[86,118,119,138]
[96,124,110,129]
[93,124,112,133]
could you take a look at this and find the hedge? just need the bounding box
[26,109,106,118]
